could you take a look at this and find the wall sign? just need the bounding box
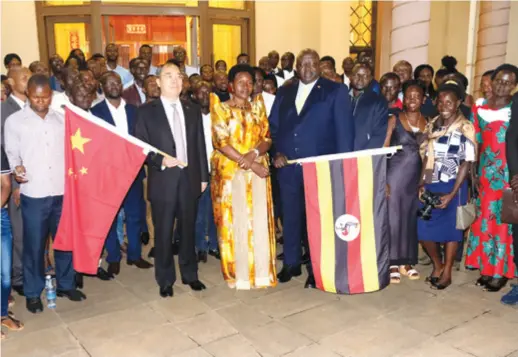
[126,24,146,34]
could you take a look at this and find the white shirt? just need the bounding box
[160,96,187,154]
[296,79,318,106]
[9,94,26,109]
[275,75,285,88]
[283,69,295,80]
[135,84,146,104]
[185,65,199,77]
[262,91,275,117]
[202,112,213,172]
[106,99,128,134]
[343,74,351,88]
[51,92,71,115]
[149,65,158,75]
[109,64,133,88]
[4,106,65,198]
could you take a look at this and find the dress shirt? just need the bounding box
[10,94,26,109]
[51,92,71,115]
[262,91,275,117]
[4,106,65,198]
[135,84,146,104]
[295,79,317,113]
[275,75,285,88]
[202,112,213,172]
[160,96,187,156]
[283,70,295,80]
[108,64,133,89]
[184,65,199,77]
[106,99,128,134]
[343,74,351,88]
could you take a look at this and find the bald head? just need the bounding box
[7,66,31,96]
[296,49,320,84]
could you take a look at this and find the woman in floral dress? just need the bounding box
[466,64,518,292]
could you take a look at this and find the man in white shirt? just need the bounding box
[4,74,86,314]
[123,57,149,107]
[139,44,158,75]
[91,72,152,275]
[173,46,199,77]
[105,43,133,89]
[191,81,219,262]
[268,50,282,75]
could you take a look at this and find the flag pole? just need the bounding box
[65,104,187,167]
[287,146,403,165]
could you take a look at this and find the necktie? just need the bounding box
[172,103,188,165]
[296,84,309,114]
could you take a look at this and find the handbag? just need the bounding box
[456,191,476,230]
[501,189,518,224]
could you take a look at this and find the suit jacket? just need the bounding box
[1,96,23,145]
[352,84,388,151]
[135,98,209,203]
[506,93,518,178]
[122,84,143,107]
[90,99,145,181]
[269,77,354,160]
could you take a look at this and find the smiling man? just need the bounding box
[123,57,150,107]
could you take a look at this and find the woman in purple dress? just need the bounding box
[384,80,427,283]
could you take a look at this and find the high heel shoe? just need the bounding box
[484,277,508,292]
[475,275,491,287]
[431,278,451,290]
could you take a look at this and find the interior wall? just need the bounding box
[1,0,39,74]
[505,1,518,65]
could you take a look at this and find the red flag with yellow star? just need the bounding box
[53,106,148,274]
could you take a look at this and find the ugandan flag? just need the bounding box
[302,153,390,294]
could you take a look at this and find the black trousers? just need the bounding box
[150,172,199,288]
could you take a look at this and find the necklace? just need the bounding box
[230,101,251,111]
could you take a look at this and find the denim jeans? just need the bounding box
[1,208,12,316]
[195,182,218,252]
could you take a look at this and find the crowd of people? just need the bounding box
[0,43,517,340]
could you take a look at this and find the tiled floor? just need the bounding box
[2,250,518,357]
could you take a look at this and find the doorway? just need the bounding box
[211,18,248,67]
[45,16,91,61]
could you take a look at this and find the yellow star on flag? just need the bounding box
[68,168,74,176]
[79,167,88,175]
[71,128,91,154]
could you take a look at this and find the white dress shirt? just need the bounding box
[106,99,128,134]
[283,69,295,80]
[160,96,187,154]
[108,64,133,89]
[202,112,213,172]
[343,74,351,88]
[262,91,275,117]
[4,106,65,198]
[295,79,318,111]
[275,75,285,88]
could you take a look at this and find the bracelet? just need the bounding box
[252,148,260,158]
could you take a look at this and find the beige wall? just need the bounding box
[505,0,518,65]
[255,1,350,67]
[1,0,39,73]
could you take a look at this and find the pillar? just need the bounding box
[390,0,431,69]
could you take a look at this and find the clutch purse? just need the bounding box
[456,201,476,230]
[501,189,518,225]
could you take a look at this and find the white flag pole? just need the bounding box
[287,146,403,165]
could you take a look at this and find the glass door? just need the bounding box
[45,16,91,60]
[211,19,248,67]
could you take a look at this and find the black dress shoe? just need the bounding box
[107,262,120,276]
[127,258,153,269]
[75,273,84,289]
[305,275,316,289]
[159,285,173,298]
[484,277,508,292]
[97,267,114,280]
[148,247,155,259]
[476,275,492,287]
[208,249,221,260]
[277,265,302,283]
[26,297,43,314]
[57,289,87,301]
[276,252,284,260]
[182,279,207,291]
[12,285,24,296]
[172,242,180,255]
[197,251,208,263]
[140,232,150,245]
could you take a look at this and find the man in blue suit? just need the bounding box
[91,72,153,275]
[350,63,388,151]
[269,49,355,288]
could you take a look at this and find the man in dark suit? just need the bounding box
[350,63,388,151]
[502,91,518,305]
[269,49,354,288]
[91,72,153,275]
[122,57,149,107]
[1,66,31,296]
[135,60,208,297]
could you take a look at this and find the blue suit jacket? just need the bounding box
[91,100,145,180]
[269,77,354,160]
[352,84,388,151]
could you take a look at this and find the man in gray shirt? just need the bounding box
[4,74,86,314]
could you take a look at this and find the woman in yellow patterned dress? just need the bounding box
[210,64,277,289]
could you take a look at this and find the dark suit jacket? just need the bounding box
[506,93,518,178]
[122,84,143,107]
[269,77,354,160]
[352,84,388,151]
[1,96,23,145]
[135,98,209,203]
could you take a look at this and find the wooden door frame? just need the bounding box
[208,17,248,66]
[44,15,92,62]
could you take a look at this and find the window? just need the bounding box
[209,0,245,10]
[349,0,377,59]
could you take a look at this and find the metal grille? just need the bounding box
[349,0,377,57]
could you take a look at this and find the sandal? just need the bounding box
[1,315,24,331]
[390,265,401,284]
[399,265,420,280]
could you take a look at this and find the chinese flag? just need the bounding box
[53,107,147,274]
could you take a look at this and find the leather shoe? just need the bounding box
[159,285,173,298]
[140,231,150,245]
[197,251,208,263]
[97,267,114,280]
[277,265,302,283]
[182,279,207,291]
[57,289,87,301]
[26,297,43,314]
[304,275,316,289]
[208,249,221,260]
[107,262,120,276]
[148,247,155,259]
[75,273,84,289]
[127,258,153,269]
[12,285,24,297]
